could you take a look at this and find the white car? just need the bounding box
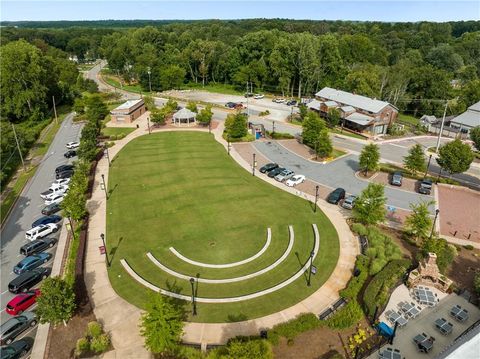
[285,175,306,187]
[44,194,65,205]
[273,98,285,103]
[51,178,71,189]
[26,223,58,241]
[254,94,264,99]
[66,141,80,149]
[41,185,68,200]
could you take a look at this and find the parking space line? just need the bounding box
[15,325,37,341]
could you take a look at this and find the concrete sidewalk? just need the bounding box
[84,117,358,357]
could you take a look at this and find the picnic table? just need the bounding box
[414,287,438,307]
[450,305,469,322]
[413,333,435,353]
[435,318,453,335]
[379,347,401,359]
[387,310,408,327]
[401,302,420,318]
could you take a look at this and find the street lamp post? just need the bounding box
[227,135,231,155]
[307,250,315,286]
[314,185,319,213]
[147,67,152,93]
[430,209,440,240]
[272,120,275,135]
[147,116,151,134]
[104,145,111,167]
[101,174,108,200]
[424,154,432,179]
[252,153,256,176]
[100,233,110,267]
[189,277,197,316]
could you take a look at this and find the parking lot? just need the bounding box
[0,114,82,349]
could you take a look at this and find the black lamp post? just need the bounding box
[307,250,315,286]
[314,185,319,213]
[227,135,231,155]
[424,154,432,179]
[100,233,110,267]
[272,120,276,134]
[104,145,111,167]
[147,67,152,93]
[430,209,440,240]
[147,116,151,134]
[189,277,197,316]
[101,174,108,200]
[252,153,256,176]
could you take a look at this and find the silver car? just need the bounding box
[0,312,37,345]
[274,169,295,182]
[342,195,357,210]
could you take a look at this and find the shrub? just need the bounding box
[75,337,90,356]
[90,333,111,353]
[268,313,320,345]
[259,110,270,116]
[363,227,403,275]
[463,244,474,250]
[86,321,102,338]
[351,223,367,236]
[324,301,364,329]
[474,273,480,295]
[340,255,369,299]
[266,131,294,140]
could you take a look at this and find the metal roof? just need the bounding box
[340,105,355,113]
[451,101,480,128]
[345,112,375,126]
[323,100,338,107]
[113,99,143,111]
[307,99,322,111]
[468,101,480,112]
[316,87,395,113]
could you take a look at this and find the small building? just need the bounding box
[407,253,452,292]
[172,108,196,126]
[449,101,480,135]
[110,99,146,124]
[314,87,398,136]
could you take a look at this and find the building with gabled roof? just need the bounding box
[449,101,480,134]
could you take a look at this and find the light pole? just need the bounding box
[272,120,275,135]
[147,67,152,93]
[252,153,257,176]
[435,101,449,153]
[100,233,110,267]
[307,250,315,286]
[424,154,432,179]
[227,135,231,155]
[430,209,440,240]
[147,116,151,134]
[101,174,108,200]
[314,185,319,213]
[104,145,111,167]
[189,277,197,316]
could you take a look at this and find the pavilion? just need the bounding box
[172,108,196,126]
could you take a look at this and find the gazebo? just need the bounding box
[172,108,196,126]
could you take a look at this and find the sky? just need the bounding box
[1,1,479,22]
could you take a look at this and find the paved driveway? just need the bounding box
[253,141,435,212]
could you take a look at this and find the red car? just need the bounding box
[5,289,40,315]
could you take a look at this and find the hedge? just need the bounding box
[340,255,370,300]
[323,301,364,330]
[266,131,295,140]
[267,313,320,345]
[363,259,411,318]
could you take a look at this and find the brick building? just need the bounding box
[110,99,146,124]
[309,87,398,136]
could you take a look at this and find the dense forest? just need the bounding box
[1,19,480,185]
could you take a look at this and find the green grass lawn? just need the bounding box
[101,127,136,137]
[107,132,339,323]
[180,82,243,96]
[398,113,420,126]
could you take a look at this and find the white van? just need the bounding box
[25,223,58,241]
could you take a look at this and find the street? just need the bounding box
[0,114,82,345]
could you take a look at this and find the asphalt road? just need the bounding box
[0,114,82,345]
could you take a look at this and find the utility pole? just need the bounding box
[11,123,26,172]
[435,101,449,153]
[147,67,152,93]
[52,96,58,124]
[246,81,249,118]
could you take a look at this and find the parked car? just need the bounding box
[286,100,297,106]
[40,185,68,200]
[55,164,74,174]
[327,188,346,204]
[44,194,64,206]
[285,174,306,187]
[0,313,37,345]
[55,170,74,180]
[51,178,70,188]
[342,195,357,210]
[65,141,79,149]
[20,238,57,256]
[259,163,278,173]
[274,169,295,182]
[225,102,236,108]
[8,268,51,294]
[63,150,77,158]
[267,167,285,178]
[390,172,403,186]
[244,92,254,98]
[5,290,41,316]
[234,103,245,110]
[31,215,62,228]
[273,98,285,103]
[41,203,61,216]
[0,339,32,358]
[253,94,264,99]
[25,223,58,241]
[418,179,433,195]
[13,253,52,275]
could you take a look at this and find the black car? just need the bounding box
[418,179,433,195]
[225,102,236,108]
[244,92,254,98]
[0,339,32,358]
[267,167,285,178]
[55,164,74,174]
[31,215,62,228]
[55,169,74,179]
[20,238,57,256]
[260,163,279,174]
[390,172,403,186]
[64,150,77,158]
[8,268,51,294]
[41,203,61,216]
[327,188,346,204]
[286,100,297,106]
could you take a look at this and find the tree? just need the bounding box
[140,294,184,354]
[359,143,380,176]
[150,107,167,125]
[403,144,426,174]
[474,273,480,296]
[470,126,480,151]
[327,108,341,128]
[228,113,248,138]
[36,277,76,326]
[196,105,213,126]
[421,238,457,273]
[159,64,186,90]
[436,139,474,174]
[143,95,156,111]
[186,101,198,113]
[301,111,326,148]
[353,183,387,225]
[298,104,308,121]
[314,129,332,159]
[405,201,434,242]
[84,94,108,128]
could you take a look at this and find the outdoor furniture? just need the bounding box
[413,333,434,353]
[435,318,453,335]
[379,347,402,359]
[386,310,400,324]
[450,305,469,322]
[396,315,408,327]
[413,333,427,345]
[414,287,438,307]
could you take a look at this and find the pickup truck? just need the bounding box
[418,179,433,195]
[40,185,68,200]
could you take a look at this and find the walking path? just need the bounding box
[84,113,358,357]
